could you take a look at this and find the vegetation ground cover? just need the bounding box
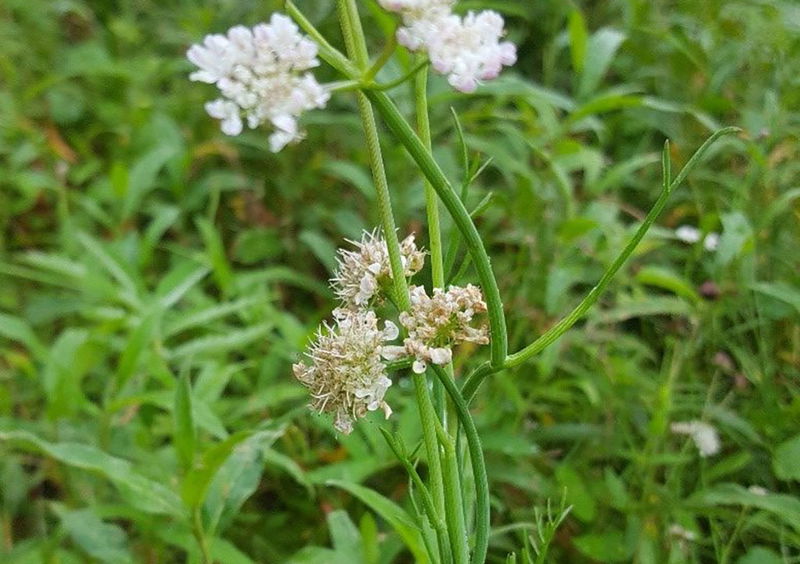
[1,0,798,562]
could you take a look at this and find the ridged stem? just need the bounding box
[336,1,447,551]
[365,90,508,368]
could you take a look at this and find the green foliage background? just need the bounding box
[1,0,799,562]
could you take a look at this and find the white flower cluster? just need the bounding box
[385,284,488,373]
[671,420,721,457]
[331,230,425,309]
[675,225,720,252]
[294,229,489,434]
[379,0,517,93]
[293,310,399,435]
[187,14,329,152]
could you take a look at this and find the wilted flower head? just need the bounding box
[187,14,329,151]
[331,230,425,309]
[381,1,516,92]
[389,284,489,373]
[671,420,721,457]
[293,310,400,434]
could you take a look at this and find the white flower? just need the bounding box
[703,232,720,252]
[675,225,702,244]
[675,225,721,252]
[671,420,721,457]
[331,230,426,310]
[381,2,516,92]
[187,14,329,150]
[748,485,768,496]
[668,524,697,542]
[293,310,400,434]
[399,284,488,372]
[205,99,243,136]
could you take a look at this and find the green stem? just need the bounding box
[192,508,213,564]
[380,428,449,563]
[366,89,508,368]
[439,429,470,564]
[462,128,740,402]
[432,365,490,564]
[505,128,737,368]
[336,6,447,562]
[337,0,410,310]
[365,31,397,80]
[413,372,447,524]
[415,65,444,290]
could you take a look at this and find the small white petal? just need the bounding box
[412,360,427,373]
[429,347,452,365]
[383,320,400,341]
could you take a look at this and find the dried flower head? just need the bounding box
[389,284,488,373]
[187,14,329,151]
[293,310,400,434]
[381,1,516,92]
[331,230,425,309]
[671,420,721,457]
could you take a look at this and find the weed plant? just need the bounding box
[0,1,798,562]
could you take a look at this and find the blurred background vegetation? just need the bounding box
[1,0,799,562]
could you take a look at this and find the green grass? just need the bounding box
[1,0,799,562]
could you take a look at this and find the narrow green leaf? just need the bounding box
[688,483,800,534]
[568,9,588,74]
[578,28,626,98]
[0,312,47,360]
[326,479,429,563]
[182,426,284,510]
[635,266,700,303]
[174,373,196,471]
[0,431,183,517]
[57,507,133,564]
[196,217,234,296]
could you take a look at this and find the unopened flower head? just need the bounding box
[293,310,400,434]
[671,420,721,457]
[390,284,489,373]
[331,230,425,309]
[381,1,516,92]
[187,14,330,151]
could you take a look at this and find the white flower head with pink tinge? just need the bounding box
[380,0,516,92]
[187,14,329,152]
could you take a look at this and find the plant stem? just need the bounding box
[505,128,738,369]
[432,365,490,564]
[415,65,444,289]
[192,508,213,564]
[337,0,410,311]
[461,128,740,401]
[366,89,509,368]
[439,429,470,564]
[336,4,447,559]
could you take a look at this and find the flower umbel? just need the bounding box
[331,229,425,309]
[389,284,489,373]
[187,14,329,151]
[380,1,516,92]
[293,310,400,434]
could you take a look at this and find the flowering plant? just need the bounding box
[186,1,736,561]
